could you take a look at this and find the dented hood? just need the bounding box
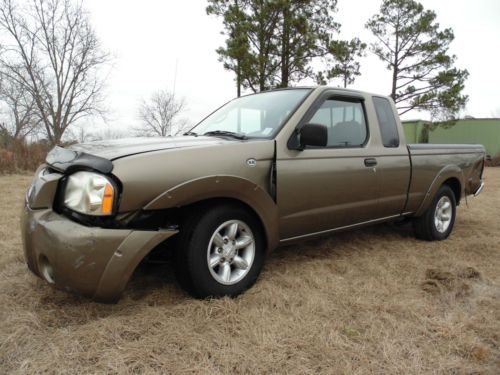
[68,136,235,160]
[46,136,241,173]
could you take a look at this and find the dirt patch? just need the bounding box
[457,266,482,280]
[421,266,482,298]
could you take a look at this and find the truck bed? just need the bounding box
[406,143,485,215]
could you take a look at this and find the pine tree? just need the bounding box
[276,0,339,88]
[208,0,340,93]
[317,38,367,88]
[366,0,468,118]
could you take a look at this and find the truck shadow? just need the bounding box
[31,221,415,327]
[127,221,415,298]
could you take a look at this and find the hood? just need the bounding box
[69,136,235,161]
[45,136,241,174]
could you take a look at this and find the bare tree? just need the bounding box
[174,117,193,136]
[68,124,130,143]
[0,0,111,145]
[0,75,41,140]
[136,90,187,137]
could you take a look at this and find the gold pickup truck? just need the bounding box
[21,87,485,302]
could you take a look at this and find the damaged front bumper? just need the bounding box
[21,205,176,303]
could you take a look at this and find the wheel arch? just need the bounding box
[143,175,280,251]
[442,177,461,205]
[415,165,464,216]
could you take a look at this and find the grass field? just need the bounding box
[1,169,499,374]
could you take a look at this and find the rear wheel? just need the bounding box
[175,204,265,298]
[413,185,456,241]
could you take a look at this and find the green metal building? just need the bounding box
[402,118,500,157]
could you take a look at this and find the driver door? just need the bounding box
[277,95,379,240]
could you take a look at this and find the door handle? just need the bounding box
[364,158,377,167]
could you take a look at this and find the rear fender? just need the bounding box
[415,165,464,216]
[143,175,280,250]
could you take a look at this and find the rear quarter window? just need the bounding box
[373,97,400,148]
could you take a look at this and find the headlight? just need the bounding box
[64,171,115,216]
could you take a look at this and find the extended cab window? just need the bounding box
[308,98,367,147]
[373,96,400,147]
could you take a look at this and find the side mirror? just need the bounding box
[299,124,328,149]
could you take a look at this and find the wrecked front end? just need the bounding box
[21,147,177,302]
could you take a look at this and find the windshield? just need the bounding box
[191,89,311,138]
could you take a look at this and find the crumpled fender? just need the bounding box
[143,175,280,250]
[94,229,176,302]
[415,164,464,216]
[21,206,176,303]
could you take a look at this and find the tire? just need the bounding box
[413,185,456,241]
[175,203,265,298]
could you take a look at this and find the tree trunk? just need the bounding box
[280,5,290,88]
[53,132,62,146]
[237,61,241,97]
[258,0,265,92]
[391,19,400,100]
[391,63,398,100]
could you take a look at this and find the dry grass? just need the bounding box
[1,170,499,374]
[0,141,50,174]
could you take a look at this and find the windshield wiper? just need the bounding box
[203,130,247,140]
[183,131,198,136]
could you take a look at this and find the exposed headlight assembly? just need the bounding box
[64,171,115,216]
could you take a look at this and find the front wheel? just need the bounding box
[175,204,265,298]
[413,185,456,241]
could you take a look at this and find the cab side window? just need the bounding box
[308,98,367,147]
[373,96,400,147]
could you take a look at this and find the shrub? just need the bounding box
[484,154,500,167]
[0,140,51,174]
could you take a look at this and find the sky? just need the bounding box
[83,0,500,134]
